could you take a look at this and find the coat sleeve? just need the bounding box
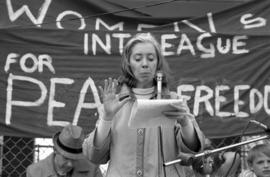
[170,91,205,153]
[83,128,111,164]
[175,117,205,153]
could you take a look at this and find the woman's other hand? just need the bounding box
[162,100,194,127]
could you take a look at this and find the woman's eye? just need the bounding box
[148,54,155,61]
[134,55,142,61]
[256,161,264,165]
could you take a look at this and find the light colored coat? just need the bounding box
[83,90,205,177]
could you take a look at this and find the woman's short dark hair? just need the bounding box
[119,33,171,88]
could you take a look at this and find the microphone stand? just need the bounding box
[156,71,166,176]
[164,134,270,166]
[156,71,162,99]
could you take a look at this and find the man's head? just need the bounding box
[52,124,85,174]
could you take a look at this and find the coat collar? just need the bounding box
[118,84,171,100]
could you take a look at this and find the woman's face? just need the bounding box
[129,42,158,88]
[251,153,270,177]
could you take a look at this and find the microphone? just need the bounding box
[156,71,163,99]
[249,120,270,132]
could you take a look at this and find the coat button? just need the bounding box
[137,129,143,135]
[137,169,142,176]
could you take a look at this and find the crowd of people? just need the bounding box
[26,33,270,177]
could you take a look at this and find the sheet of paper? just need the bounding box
[128,99,183,128]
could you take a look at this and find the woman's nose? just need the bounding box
[264,161,270,168]
[142,58,149,68]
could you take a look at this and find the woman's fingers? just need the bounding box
[163,111,192,117]
[163,111,194,119]
[98,86,104,98]
[112,79,118,93]
[104,78,118,93]
[164,111,194,126]
[108,78,113,92]
[169,102,189,113]
[104,79,108,92]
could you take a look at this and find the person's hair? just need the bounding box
[192,146,224,175]
[119,33,172,88]
[247,143,270,166]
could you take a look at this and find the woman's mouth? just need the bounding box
[140,72,151,76]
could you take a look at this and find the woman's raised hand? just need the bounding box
[99,78,131,121]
